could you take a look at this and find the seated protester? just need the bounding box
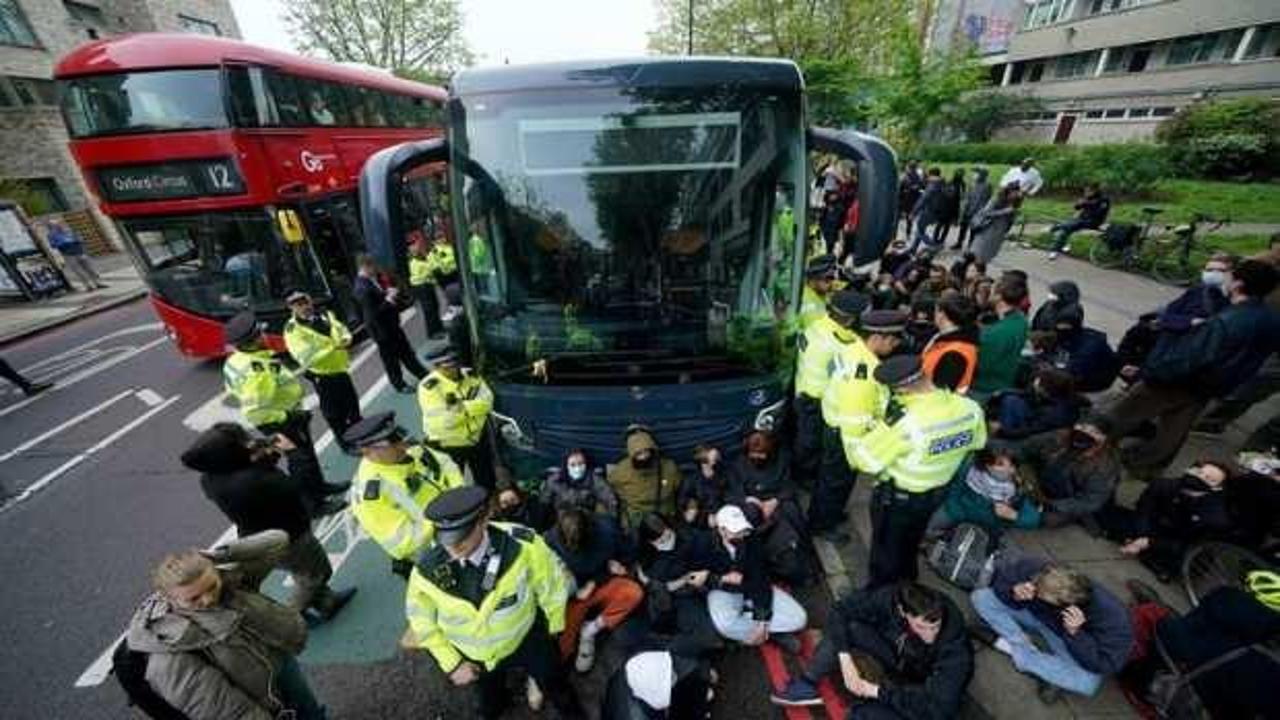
[679,445,737,529]
[772,583,972,718]
[1012,416,1121,529]
[988,366,1089,441]
[728,430,796,507]
[634,514,722,658]
[1097,460,1236,582]
[545,506,644,672]
[541,447,620,518]
[910,263,953,308]
[740,494,809,589]
[879,238,914,279]
[949,252,983,288]
[972,279,1030,397]
[921,291,980,393]
[969,277,997,324]
[870,272,904,310]
[1120,573,1280,720]
[925,447,1042,540]
[1031,280,1081,333]
[493,477,555,533]
[609,425,683,528]
[602,649,715,720]
[126,547,323,719]
[1047,184,1110,260]
[1000,269,1033,315]
[901,299,938,355]
[698,505,807,651]
[971,556,1132,702]
[1042,306,1120,393]
[1157,252,1236,332]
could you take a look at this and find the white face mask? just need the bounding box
[1046,293,1058,303]
[653,531,676,553]
[566,462,587,481]
[1201,270,1228,288]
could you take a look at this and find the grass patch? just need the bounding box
[929,162,1280,225]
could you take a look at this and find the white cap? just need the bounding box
[714,505,753,535]
[625,651,674,710]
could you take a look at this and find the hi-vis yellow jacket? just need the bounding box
[418,369,493,448]
[283,311,352,376]
[222,349,304,427]
[351,445,465,560]
[844,388,987,493]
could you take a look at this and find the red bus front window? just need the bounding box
[60,69,228,138]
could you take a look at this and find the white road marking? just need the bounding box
[0,389,135,464]
[0,336,169,419]
[16,323,164,375]
[135,389,164,407]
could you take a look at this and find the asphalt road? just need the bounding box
[0,298,827,720]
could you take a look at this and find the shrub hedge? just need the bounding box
[921,142,1172,196]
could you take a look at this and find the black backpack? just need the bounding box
[111,639,191,720]
[1102,223,1141,251]
[926,523,998,590]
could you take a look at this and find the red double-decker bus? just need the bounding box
[54,34,446,358]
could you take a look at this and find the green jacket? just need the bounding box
[973,310,1028,395]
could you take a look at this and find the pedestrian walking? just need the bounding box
[999,157,1044,197]
[0,356,51,396]
[418,347,496,489]
[45,220,106,291]
[222,311,347,512]
[180,423,356,622]
[405,485,585,718]
[282,290,362,454]
[955,167,991,250]
[354,254,428,393]
[933,169,965,248]
[969,184,1022,264]
[910,168,946,252]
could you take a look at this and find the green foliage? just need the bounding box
[0,179,54,217]
[921,143,1064,165]
[1039,144,1170,196]
[282,0,472,78]
[937,93,1045,142]
[1155,98,1279,144]
[1155,99,1280,180]
[1179,134,1272,180]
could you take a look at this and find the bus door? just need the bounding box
[297,193,363,325]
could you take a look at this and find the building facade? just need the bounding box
[935,0,1280,144]
[0,0,240,245]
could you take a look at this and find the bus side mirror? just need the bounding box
[807,128,898,267]
[359,138,449,278]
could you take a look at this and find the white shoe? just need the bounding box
[575,620,600,672]
[1062,244,1072,255]
[526,676,544,711]
[1048,252,1059,260]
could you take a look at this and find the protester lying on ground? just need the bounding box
[972,279,1030,397]
[921,292,980,393]
[494,476,555,533]
[771,582,972,720]
[926,447,1042,540]
[1009,416,1121,530]
[971,555,1133,703]
[609,425,683,528]
[988,367,1088,441]
[602,648,716,719]
[1097,460,1237,582]
[633,513,722,658]
[1030,280,1081,333]
[679,444,736,529]
[1119,573,1280,719]
[541,447,620,519]
[1048,184,1110,260]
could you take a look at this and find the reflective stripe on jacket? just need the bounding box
[409,256,432,287]
[283,312,352,375]
[797,285,828,333]
[418,369,493,448]
[845,389,986,493]
[405,523,570,672]
[425,243,457,280]
[794,315,849,399]
[222,349,304,427]
[351,446,466,560]
[820,336,887,437]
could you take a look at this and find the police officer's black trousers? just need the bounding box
[413,285,443,338]
[311,372,361,448]
[473,616,583,719]
[867,483,947,589]
[807,424,857,534]
[792,395,823,485]
[0,356,33,392]
[373,326,428,391]
[259,410,328,501]
[444,433,496,490]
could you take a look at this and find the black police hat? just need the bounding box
[426,485,490,545]
[285,289,311,305]
[805,254,837,278]
[862,309,908,335]
[828,289,869,318]
[224,310,260,346]
[874,354,925,388]
[341,411,402,448]
[426,346,459,366]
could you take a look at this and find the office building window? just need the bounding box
[1128,107,1152,118]
[1242,24,1279,59]
[1151,106,1176,117]
[1103,108,1125,119]
[64,1,106,39]
[1166,30,1244,66]
[988,64,1006,85]
[0,0,37,46]
[1024,0,1075,30]
[1055,51,1098,79]
[14,178,69,212]
[1085,109,1104,119]
[1027,62,1046,83]
[178,14,220,36]
[4,76,57,106]
[1008,62,1026,84]
[1088,0,1156,15]
[1103,44,1152,73]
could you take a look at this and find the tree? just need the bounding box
[283,0,472,78]
[937,92,1045,142]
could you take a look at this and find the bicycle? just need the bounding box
[1146,213,1229,286]
[1089,206,1164,271]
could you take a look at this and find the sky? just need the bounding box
[229,0,657,67]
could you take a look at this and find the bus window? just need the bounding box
[407,97,439,126]
[356,87,388,126]
[317,80,351,125]
[264,70,306,126]
[226,65,269,127]
[384,94,411,127]
[59,69,228,138]
[297,77,338,126]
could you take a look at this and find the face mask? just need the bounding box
[1201,270,1227,288]
[988,464,1016,482]
[1069,429,1098,452]
[633,453,655,469]
[653,531,676,553]
[1046,293,1058,303]
[566,463,587,481]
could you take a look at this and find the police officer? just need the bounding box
[846,355,986,589]
[344,411,465,576]
[406,486,584,719]
[408,240,444,339]
[793,270,846,484]
[222,311,348,514]
[807,308,907,542]
[282,290,362,454]
[418,348,496,489]
[797,254,837,333]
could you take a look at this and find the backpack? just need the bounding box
[927,523,997,590]
[1102,223,1140,251]
[111,639,191,720]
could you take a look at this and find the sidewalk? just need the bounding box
[0,253,147,346]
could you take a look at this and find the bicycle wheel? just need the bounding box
[1089,239,1125,269]
[1181,541,1273,607]
[1149,243,1198,286]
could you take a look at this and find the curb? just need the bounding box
[0,288,148,348]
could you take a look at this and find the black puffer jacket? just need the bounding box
[181,433,311,540]
[1031,280,1082,332]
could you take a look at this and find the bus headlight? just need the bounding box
[491,411,535,452]
[753,398,787,433]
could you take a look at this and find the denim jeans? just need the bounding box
[1050,219,1095,251]
[276,655,326,719]
[970,588,1103,696]
[707,587,807,642]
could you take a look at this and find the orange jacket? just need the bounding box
[922,330,979,393]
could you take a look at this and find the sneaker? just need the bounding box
[769,677,822,706]
[1036,679,1064,705]
[1062,244,1072,255]
[575,622,599,672]
[526,676,544,711]
[771,632,803,656]
[21,381,53,397]
[1048,251,1059,260]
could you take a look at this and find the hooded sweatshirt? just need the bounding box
[181,432,311,540]
[1031,281,1081,333]
[541,454,620,517]
[126,588,306,719]
[608,429,682,524]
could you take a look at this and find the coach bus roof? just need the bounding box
[451,56,802,97]
[53,33,446,100]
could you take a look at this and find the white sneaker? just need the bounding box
[575,620,600,672]
[1048,252,1059,260]
[1062,244,1072,255]
[526,676,544,711]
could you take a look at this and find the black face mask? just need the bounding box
[1069,429,1098,452]
[1180,472,1217,493]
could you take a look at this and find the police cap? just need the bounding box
[285,289,311,305]
[828,290,869,318]
[224,311,260,346]
[874,354,925,388]
[805,254,837,279]
[426,346,459,366]
[341,411,403,448]
[861,309,908,335]
[426,485,490,545]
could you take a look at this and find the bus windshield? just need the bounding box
[453,85,805,384]
[119,210,329,319]
[60,69,228,138]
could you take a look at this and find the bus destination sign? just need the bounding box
[97,159,245,202]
